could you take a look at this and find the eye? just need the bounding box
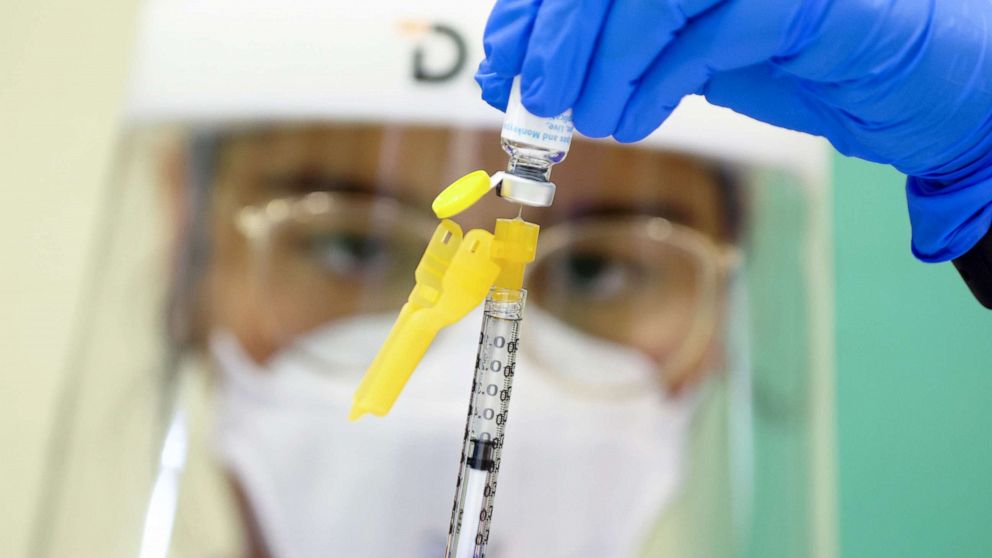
[308,232,393,277]
[548,250,647,301]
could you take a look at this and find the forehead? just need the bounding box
[214,124,731,238]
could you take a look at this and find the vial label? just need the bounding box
[501,78,574,154]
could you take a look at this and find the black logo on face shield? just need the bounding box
[411,23,467,83]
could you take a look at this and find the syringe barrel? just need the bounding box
[445,288,525,558]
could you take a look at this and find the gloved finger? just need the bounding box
[475,0,544,110]
[615,0,797,142]
[518,0,615,117]
[573,0,725,138]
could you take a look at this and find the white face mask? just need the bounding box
[211,307,699,558]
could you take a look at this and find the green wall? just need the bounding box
[833,156,992,558]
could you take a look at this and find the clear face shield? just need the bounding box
[32,121,834,558]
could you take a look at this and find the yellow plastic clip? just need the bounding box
[350,171,539,420]
[350,220,500,419]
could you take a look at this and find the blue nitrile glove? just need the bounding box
[475,0,992,262]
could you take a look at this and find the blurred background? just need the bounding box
[0,1,988,557]
[1,0,140,555]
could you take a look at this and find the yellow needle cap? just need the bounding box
[493,219,539,290]
[432,170,494,219]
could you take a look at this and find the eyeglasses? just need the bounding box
[233,191,737,394]
[527,215,733,396]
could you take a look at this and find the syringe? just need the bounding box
[350,77,571,556]
[445,287,525,558]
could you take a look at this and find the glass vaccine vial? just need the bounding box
[497,77,574,208]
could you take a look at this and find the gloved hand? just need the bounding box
[475,0,992,262]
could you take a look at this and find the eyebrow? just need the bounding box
[551,202,693,227]
[263,171,424,209]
